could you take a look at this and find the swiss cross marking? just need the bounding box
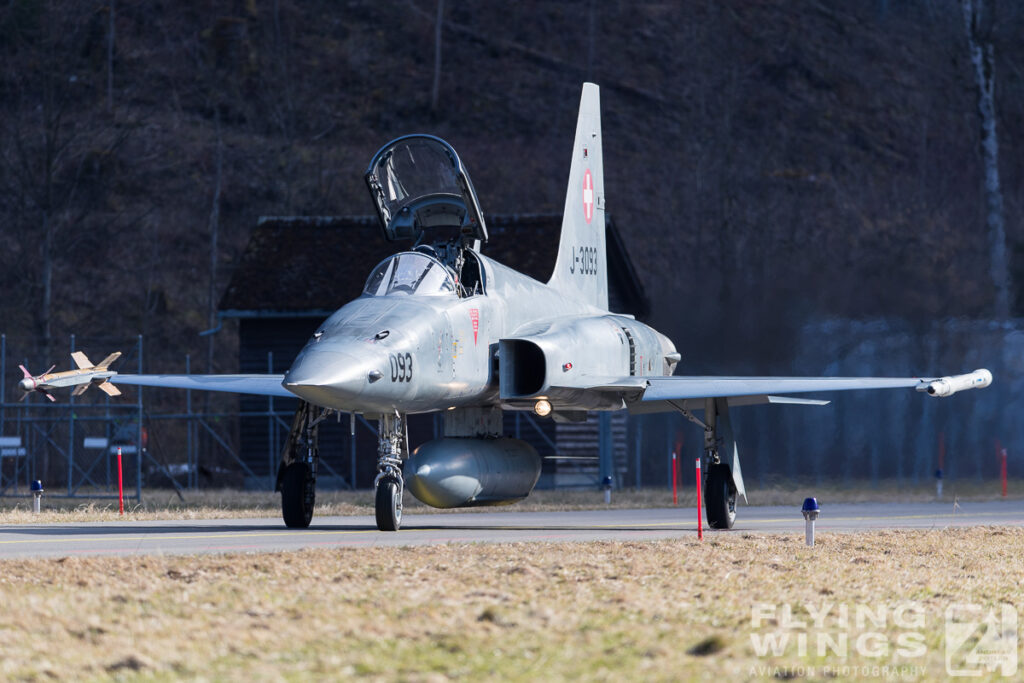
[582,169,594,224]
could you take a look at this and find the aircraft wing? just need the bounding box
[645,376,923,400]
[111,374,292,398]
[575,370,992,414]
[628,376,915,413]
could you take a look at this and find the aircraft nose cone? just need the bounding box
[19,378,34,392]
[283,347,381,408]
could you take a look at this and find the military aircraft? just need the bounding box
[18,351,122,402]
[38,83,992,531]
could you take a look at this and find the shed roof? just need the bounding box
[219,214,647,318]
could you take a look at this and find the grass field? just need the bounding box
[0,479,1020,524]
[0,528,1020,681]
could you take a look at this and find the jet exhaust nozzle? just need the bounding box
[922,368,992,397]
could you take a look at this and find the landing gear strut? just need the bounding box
[678,397,743,530]
[374,413,408,531]
[277,401,329,528]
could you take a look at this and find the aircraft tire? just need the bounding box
[281,462,315,529]
[375,478,402,531]
[704,463,736,529]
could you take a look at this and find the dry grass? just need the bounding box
[0,528,1021,681]
[0,479,1019,524]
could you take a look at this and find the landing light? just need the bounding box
[534,399,552,417]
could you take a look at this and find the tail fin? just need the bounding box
[547,83,608,310]
[72,351,120,370]
[71,351,93,370]
[96,352,121,369]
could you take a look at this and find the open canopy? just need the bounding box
[365,135,488,243]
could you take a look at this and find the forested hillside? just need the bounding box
[2,0,1022,376]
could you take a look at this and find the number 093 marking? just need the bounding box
[389,353,413,382]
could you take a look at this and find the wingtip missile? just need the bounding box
[919,368,993,397]
[15,352,121,401]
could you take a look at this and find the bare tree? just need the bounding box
[431,0,445,110]
[0,1,104,360]
[962,0,1010,318]
[107,0,115,113]
[206,113,224,374]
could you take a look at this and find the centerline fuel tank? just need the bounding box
[405,437,541,508]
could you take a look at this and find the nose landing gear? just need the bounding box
[374,412,408,531]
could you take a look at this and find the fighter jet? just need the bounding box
[44,83,991,531]
[18,352,122,402]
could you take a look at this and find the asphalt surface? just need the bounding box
[1,501,1021,559]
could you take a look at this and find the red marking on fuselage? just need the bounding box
[469,308,479,345]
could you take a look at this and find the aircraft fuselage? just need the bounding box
[283,251,675,416]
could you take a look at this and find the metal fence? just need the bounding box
[0,334,311,499]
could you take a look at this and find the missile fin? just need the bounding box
[71,351,93,370]
[96,352,122,369]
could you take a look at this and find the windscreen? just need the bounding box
[363,253,456,297]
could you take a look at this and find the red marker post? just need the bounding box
[695,457,703,540]
[671,451,678,506]
[1001,448,1008,498]
[117,446,124,515]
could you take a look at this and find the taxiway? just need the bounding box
[0,501,1020,559]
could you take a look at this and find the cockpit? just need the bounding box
[364,136,488,299]
[363,252,457,297]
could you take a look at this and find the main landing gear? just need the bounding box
[374,413,408,531]
[678,397,744,530]
[277,401,329,528]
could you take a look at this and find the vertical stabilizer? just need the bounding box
[547,83,607,310]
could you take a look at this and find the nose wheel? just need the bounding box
[375,477,403,531]
[374,413,408,531]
